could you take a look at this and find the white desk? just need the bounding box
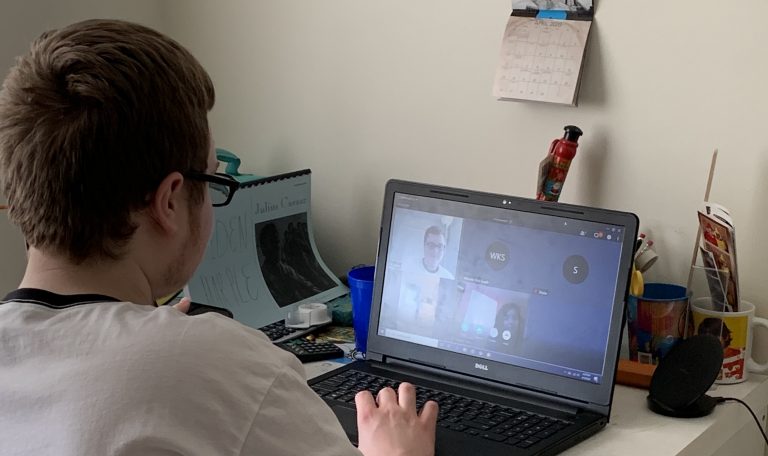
[307,361,768,456]
[563,375,768,456]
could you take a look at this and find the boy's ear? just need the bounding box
[148,172,185,234]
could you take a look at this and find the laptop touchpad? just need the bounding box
[332,405,359,445]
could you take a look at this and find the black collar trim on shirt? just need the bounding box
[1,288,121,309]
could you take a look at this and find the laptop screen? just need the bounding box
[376,192,625,386]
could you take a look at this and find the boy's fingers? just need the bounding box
[420,400,439,426]
[397,382,416,410]
[173,297,191,314]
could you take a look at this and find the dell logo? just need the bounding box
[474,363,489,371]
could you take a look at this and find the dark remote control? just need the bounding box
[277,338,344,363]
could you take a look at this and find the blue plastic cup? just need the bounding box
[348,266,375,354]
[626,283,690,364]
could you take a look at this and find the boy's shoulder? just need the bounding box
[127,304,301,375]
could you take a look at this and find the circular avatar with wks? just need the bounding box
[485,241,510,271]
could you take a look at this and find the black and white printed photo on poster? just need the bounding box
[512,0,592,12]
[255,214,337,307]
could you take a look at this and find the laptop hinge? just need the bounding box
[366,351,384,362]
[380,357,585,416]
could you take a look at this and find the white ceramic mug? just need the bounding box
[690,298,768,384]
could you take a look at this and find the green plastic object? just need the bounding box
[327,294,353,326]
[216,148,261,182]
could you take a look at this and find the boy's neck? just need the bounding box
[18,247,155,306]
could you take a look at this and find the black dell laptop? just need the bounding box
[310,179,638,455]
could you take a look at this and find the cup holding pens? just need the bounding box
[633,235,658,274]
[626,283,689,364]
[634,247,658,274]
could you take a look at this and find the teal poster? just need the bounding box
[186,170,347,329]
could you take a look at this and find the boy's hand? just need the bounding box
[355,382,438,456]
[173,296,191,314]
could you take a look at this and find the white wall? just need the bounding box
[0,0,163,293]
[162,0,768,318]
[3,2,767,359]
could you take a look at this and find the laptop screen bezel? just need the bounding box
[366,179,638,408]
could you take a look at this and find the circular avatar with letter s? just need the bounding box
[562,255,589,284]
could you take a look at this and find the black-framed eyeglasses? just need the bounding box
[184,172,240,207]
[425,241,446,250]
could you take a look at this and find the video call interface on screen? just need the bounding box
[377,193,624,384]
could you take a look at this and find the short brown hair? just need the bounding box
[424,225,446,244]
[0,19,215,262]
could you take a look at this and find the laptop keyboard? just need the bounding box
[311,370,574,449]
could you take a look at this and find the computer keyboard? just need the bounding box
[311,370,573,449]
[258,320,330,344]
[277,338,345,363]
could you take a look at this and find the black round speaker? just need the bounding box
[647,335,723,418]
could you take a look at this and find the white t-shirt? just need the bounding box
[0,289,362,456]
[402,257,454,280]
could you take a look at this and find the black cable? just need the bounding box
[715,396,768,446]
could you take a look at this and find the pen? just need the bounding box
[637,240,654,257]
[634,233,647,259]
